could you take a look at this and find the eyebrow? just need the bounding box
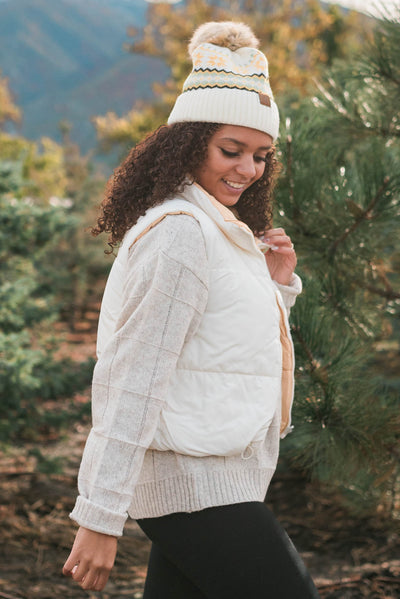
[219,137,272,151]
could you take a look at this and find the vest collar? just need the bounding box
[177,182,264,256]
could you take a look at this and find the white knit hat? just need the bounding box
[168,21,280,141]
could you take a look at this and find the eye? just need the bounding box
[255,155,268,163]
[220,148,240,158]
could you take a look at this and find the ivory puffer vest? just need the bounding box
[97,183,294,458]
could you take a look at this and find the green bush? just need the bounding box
[0,160,94,444]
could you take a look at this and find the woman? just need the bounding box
[63,21,320,598]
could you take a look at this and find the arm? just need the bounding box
[63,215,208,590]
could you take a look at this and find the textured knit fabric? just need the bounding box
[70,195,301,537]
[71,215,208,536]
[168,22,279,140]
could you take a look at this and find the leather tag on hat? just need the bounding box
[258,92,271,107]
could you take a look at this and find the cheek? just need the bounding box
[207,147,232,174]
[255,163,266,181]
[195,161,209,185]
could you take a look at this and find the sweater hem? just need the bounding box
[128,468,276,519]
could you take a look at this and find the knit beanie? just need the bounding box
[167,21,280,141]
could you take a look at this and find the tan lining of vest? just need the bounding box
[277,298,294,435]
[128,211,197,250]
[193,182,251,233]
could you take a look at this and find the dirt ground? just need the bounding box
[1,414,399,599]
[1,328,399,599]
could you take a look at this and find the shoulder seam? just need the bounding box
[129,211,198,250]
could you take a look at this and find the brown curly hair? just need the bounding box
[93,122,281,251]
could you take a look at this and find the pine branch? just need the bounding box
[359,281,400,300]
[292,324,316,366]
[374,69,400,88]
[358,55,400,88]
[315,80,400,139]
[329,176,391,256]
[291,325,329,390]
[366,125,400,139]
[354,261,400,300]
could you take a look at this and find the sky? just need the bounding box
[144,0,400,19]
[324,0,399,19]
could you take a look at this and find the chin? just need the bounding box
[219,195,241,207]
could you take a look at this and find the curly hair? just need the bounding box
[93,122,281,251]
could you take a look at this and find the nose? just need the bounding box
[235,154,257,179]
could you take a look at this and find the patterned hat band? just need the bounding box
[183,70,269,96]
[168,36,279,140]
[184,44,271,95]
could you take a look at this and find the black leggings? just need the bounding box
[137,502,320,599]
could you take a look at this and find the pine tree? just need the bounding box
[276,14,400,515]
[0,158,97,444]
[0,89,103,444]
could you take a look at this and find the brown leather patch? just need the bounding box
[258,92,271,107]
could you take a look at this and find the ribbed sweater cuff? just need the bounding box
[129,468,275,519]
[274,273,302,309]
[69,495,126,537]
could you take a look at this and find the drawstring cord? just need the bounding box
[241,445,254,460]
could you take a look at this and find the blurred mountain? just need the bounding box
[0,0,377,154]
[0,0,168,152]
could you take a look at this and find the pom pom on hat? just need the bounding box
[168,21,280,141]
[188,21,259,56]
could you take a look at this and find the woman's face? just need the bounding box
[195,124,273,207]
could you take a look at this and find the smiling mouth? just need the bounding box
[223,179,247,190]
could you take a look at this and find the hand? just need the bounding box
[261,228,297,286]
[63,526,118,592]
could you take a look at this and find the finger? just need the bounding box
[80,570,98,591]
[263,227,285,237]
[266,239,293,250]
[71,561,88,584]
[271,246,296,255]
[91,574,100,591]
[62,565,72,577]
[62,555,78,576]
[263,234,291,245]
[94,569,111,592]
[269,236,292,247]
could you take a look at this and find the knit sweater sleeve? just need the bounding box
[273,273,302,315]
[69,215,209,537]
